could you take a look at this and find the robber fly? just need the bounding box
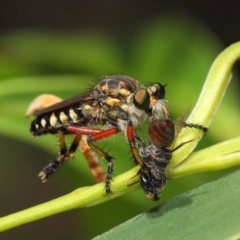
[28,74,169,194]
[126,116,208,201]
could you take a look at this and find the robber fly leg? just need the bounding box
[38,131,81,182]
[86,128,120,195]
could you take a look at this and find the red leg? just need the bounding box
[39,126,118,186]
[126,121,144,167]
[66,126,119,140]
[65,125,120,194]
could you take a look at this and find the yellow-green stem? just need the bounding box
[168,42,240,170]
[0,166,140,232]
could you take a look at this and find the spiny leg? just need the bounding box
[67,126,111,183]
[87,128,122,194]
[28,95,107,183]
[183,122,208,133]
[38,131,81,182]
[87,142,114,194]
[66,125,120,194]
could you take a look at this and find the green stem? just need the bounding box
[0,166,140,232]
[169,136,240,178]
[168,42,240,170]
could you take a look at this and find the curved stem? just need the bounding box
[169,136,240,178]
[0,166,140,232]
[168,42,240,170]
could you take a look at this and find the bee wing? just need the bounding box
[34,91,94,116]
[170,108,191,147]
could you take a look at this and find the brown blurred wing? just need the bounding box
[171,108,191,147]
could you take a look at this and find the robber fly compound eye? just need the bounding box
[133,88,151,111]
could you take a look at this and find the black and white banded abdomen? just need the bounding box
[30,107,86,136]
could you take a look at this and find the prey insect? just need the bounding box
[27,74,169,194]
[126,116,207,201]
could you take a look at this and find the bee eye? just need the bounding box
[133,88,150,110]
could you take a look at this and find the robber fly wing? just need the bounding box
[34,91,94,116]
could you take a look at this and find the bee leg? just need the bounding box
[171,138,198,152]
[183,122,208,133]
[38,131,81,182]
[126,120,144,167]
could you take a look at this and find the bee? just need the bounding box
[126,117,207,201]
[27,74,169,194]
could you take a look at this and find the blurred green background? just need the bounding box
[1,2,240,240]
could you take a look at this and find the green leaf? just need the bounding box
[94,170,240,240]
[0,31,125,75]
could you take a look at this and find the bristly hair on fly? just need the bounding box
[84,73,130,92]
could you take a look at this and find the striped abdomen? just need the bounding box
[30,103,88,136]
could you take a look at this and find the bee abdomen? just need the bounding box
[148,119,175,148]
